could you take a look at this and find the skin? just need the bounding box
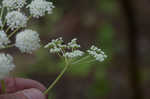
[0,77,46,99]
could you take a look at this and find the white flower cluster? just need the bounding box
[64,50,84,58]
[45,38,107,63]
[68,38,80,49]
[87,45,107,62]
[45,38,84,58]
[2,0,27,10]
[15,29,41,53]
[45,37,65,53]
[0,0,54,79]
[6,11,28,30]
[0,53,15,80]
[27,0,55,18]
[0,0,54,31]
[0,31,10,49]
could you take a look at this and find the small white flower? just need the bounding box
[64,50,84,58]
[49,47,61,53]
[44,37,63,49]
[44,37,66,53]
[68,38,80,49]
[0,53,15,80]
[15,29,41,53]
[6,11,28,30]
[87,45,107,62]
[2,0,27,10]
[27,0,55,18]
[0,31,10,49]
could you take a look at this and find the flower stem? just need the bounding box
[44,63,69,94]
[86,59,96,64]
[72,55,90,65]
[1,18,7,30]
[5,26,11,33]
[0,80,6,94]
[0,7,4,19]
[8,28,20,38]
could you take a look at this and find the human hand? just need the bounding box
[0,77,46,99]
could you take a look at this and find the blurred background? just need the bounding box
[7,0,150,99]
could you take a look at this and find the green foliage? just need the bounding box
[98,0,118,13]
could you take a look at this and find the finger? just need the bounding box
[0,88,45,99]
[0,77,46,93]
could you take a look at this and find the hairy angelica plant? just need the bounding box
[0,0,107,96]
[44,37,107,94]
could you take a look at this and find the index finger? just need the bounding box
[0,77,46,94]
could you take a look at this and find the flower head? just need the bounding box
[6,11,28,30]
[0,53,15,80]
[44,37,66,53]
[2,0,27,10]
[45,37,84,59]
[44,37,63,48]
[27,0,55,18]
[68,38,80,49]
[15,29,41,53]
[0,31,10,49]
[87,45,107,62]
[64,50,84,58]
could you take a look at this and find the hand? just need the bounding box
[0,77,46,99]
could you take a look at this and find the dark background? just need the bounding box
[8,0,150,99]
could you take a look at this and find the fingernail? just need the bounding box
[22,88,45,99]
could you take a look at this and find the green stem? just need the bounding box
[5,26,11,33]
[72,55,90,65]
[0,80,6,94]
[0,7,5,30]
[44,63,69,94]
[86,59,96,64]
[8,28,20,38]
[0,7,4,19]
[1,18,6,30]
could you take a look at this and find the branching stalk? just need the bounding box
[8,28,20,38]
[44,63,69,94]
[72,55,90,65]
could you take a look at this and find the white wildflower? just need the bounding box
[0,53,15,80]
[6,11,28,30]
[64,50,84,58]
[44,37,66,53]
[49,47,61,53]
[87,45,107,62]
[0,31,10,49]
[68,38,80,49]
[27,0,55,18]
[44,37,63,49]
[15,29,41,53]
[2,0,27,10]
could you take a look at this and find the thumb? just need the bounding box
[0,88,45,99]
